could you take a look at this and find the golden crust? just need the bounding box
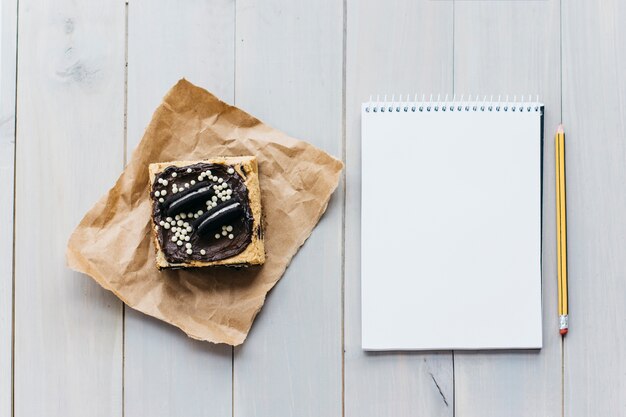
[148,156,265,269]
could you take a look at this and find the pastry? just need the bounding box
[148,156,265,269]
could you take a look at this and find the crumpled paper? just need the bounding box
[66,79,343,345]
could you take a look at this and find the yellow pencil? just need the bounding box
[555,124,568,335]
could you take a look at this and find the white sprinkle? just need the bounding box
[228,234,234,239]
[213,185,219,191]
[177,220,183,226]
[215,234,220,239]
[162,179,168,186]
[159,221,165,226]
[187,213,193,217]
[206,170,212,176]
[184,236,190,241]
[158,198,164,203]
[200,249,206,255]
[186,249,193,255]
[197,210,203,215]
[171,236,177,242]
[191,180,196,185]
[221,197,227,202]
[177,240,183,246]
[175,215,180,220]
[166,217,172,222]
[227,168,234,174]
[185,243,192,249]
[161,189,167,195]
[170,221,176,226]
[157,178,163,184]
[218,178,223,183]
[186,226,192,232]
[164,223,170,229]
[187,168,192,173]
[172,172,177,177]
[155,191,160,197]
[183,221,189,227]
[226,189,232,195]
[222,230,228,236]
[212,196,218,202]
[198,175,204,181]
[194,214,198,219]
[226,225,233,232]
[222,226,227,230]
[226,196,231,200]
[180,213,186,219]
[155,226,159,230]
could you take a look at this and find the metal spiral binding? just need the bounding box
[364,94,542,113]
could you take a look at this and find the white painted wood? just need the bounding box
[124,1,234,415]
[0,0,17,414]
[345,0,454,415]
[13,1,125,416]
[562,1,626,416]
[452,2,563,416]
[12,1,626,415]
[126,0,235,155]
[233,0,343,415]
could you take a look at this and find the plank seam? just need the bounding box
[11,0,20,415]
[341,0,348,415]
[559,0,563,124]
[452,1,456,415]
[452,0,455,97]
[122,1,129,416]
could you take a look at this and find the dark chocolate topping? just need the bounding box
[151,163,254,264]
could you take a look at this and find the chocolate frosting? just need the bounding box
[151,163,253,264]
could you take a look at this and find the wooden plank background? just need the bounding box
[124,1,234,416]
[13,1,125,416]
[562,1,626,416]
[3,0,626,416]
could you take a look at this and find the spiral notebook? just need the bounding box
[361,97,544,350]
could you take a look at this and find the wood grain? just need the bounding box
[124,0,234,416]
[452,2,563,416]
[13,0,125,416]
[562,1,626,415]
[0,0,17,414]
[233,0,343,415]
[9,1,626,415]
[344,1,455,416]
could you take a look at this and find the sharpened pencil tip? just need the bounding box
[557,124,564,134]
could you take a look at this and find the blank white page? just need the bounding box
[361,102,543,350]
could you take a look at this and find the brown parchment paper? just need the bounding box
[66,79,343,345]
